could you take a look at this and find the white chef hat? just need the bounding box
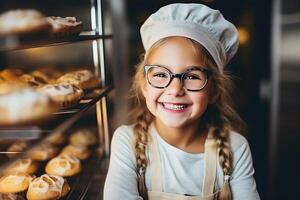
[140,3,239,70]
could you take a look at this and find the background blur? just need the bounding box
[110,0,299,199]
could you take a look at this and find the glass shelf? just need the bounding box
[0,31,112,51]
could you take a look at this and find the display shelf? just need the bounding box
[0,85,111,172]
[0,146,107,200]
[0,31,112,51]
[0,86,111,139]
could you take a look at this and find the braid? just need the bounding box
[213,126,232,200]
[216,127,232,176]
[133,109,152,200]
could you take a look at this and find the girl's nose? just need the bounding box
[165,78,185,96]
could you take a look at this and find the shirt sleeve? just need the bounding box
[103,126,143,200]
[230,141,261,200]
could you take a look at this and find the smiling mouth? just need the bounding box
[160,102,189,111]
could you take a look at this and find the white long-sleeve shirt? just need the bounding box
[104,124,260,200]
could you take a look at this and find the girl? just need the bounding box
[104,3,260,200]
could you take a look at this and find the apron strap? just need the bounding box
[202,128,218,197]
[149,126,163,192]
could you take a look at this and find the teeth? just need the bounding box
[163,103,186,110]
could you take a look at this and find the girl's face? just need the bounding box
[142,37,214,129]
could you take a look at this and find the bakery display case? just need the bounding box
[0,0,114,199]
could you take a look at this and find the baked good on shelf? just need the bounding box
[0,69,28,90]
[0,88,58,125]
[3,158,38,175]
[0,76,5,84]
[60,144,91,160]
[69,128,97,146]
[56,69,100,91]
[28,143,59,161]
[45,154,81,177]
[0,69,23,81]
[31,70,57,84]
[0,9,51,35]
[37,83,84,108]
[19,74,46,87]
[26,174,70,200]
[0,173,32,193]
[6,141,28,158]
[0,82,29,95]
[0,193,25,200]
[45,133,65,145]
[47,16,83,36]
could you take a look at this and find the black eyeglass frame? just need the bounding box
[144,65,213,92]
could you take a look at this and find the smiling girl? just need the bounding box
[104,3,260,200]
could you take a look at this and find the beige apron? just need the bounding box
[147,130,220,200]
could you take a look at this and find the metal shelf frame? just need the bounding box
[0,1,112,198]
[91,0,111,157]
[0,33,112,52]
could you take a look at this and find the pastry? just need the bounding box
[0,88,58,125]
[31,70,57,84]
[47,16,82,36]
[19,74,46,87]
[37,83,84,108]
[45,133,65,145]
[0,69,23,81]
[0,82,28,95]
[60,144,91,160]
[69,128,97,146]
[0,9,51,35]
[6,141,28,158]
[56,69,100,90]
[26,174,70,200]
[0,193,25,200]
[28,143,58,161]
[0,173,32,193]
[0,75,5,84]
[45,154,81,177]
[3,158,38,175]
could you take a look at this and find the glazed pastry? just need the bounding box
[45,154,81,177]
[37,83,84,108]
[3,158,38,175]
[6,141,28,158]
[0,88,58,125]
[47,16,82,36]
[69,128,97,146]
[60,144,91,160]
[0,173,32,193]
[28,143,59,161]
[56,69,100,90]
[26,174,70,200]
[0,9,51,35]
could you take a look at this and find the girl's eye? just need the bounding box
[153,73,168,78]
[185,74,200,80]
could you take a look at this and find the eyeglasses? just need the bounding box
[144,65,212,91]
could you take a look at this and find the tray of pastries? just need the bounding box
[0,68,101,126]
[0,127,101,200]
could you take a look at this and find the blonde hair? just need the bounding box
[128,37,246,200]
